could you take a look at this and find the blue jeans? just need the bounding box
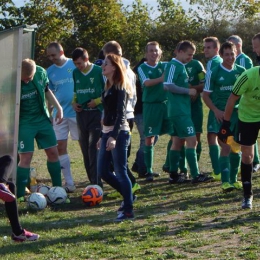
[98,130,133,212]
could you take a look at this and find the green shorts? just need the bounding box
[207,109,238,134]
[18,119,57,153]
[143,102,171,137]
[170,115,196,138]
[191,96,203,133]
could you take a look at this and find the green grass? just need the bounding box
[0,106,260,259]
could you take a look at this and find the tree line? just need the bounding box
[1,0,260,67]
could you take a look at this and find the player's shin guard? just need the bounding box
[47,161,62,186]
[209,145,220,174]
[219,156,230,183]
[229,152,241,183]
[179,145,187,173]
[16,167,30,198]
[185,148,199,178]
[169,150,180,172]
[240,162,253,197]
[144,145,154,173]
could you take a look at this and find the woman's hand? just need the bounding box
[106,137,116,151]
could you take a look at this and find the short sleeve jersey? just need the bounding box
[206,55,223,71]
[185,59,205,86]
[235,53,253,70]
[73,64,105,111]
[204,64,245,110]
[164,58,190,117]
[20,66,49,125]
[137,61,167,103]
[47,59,76,118]
[232,66,260,122]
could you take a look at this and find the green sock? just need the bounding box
[144,145,153,173]
[186,148,199,178]
[16,166,30,198]
[164,139,172,168]
[169,150,180,172]
[219,156,230,183]
[47,161,62,186]
[196,141,202,161]
[229,152,241,183]
[253,142,260,164]
[209,145,220,174]
[179,145,187,173]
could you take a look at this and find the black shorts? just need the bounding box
[236,119,260,146]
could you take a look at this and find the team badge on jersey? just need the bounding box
[90,78,94,84]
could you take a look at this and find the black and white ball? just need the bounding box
[46,186,67,205]
[36,184,51,196]
[27,192,47,210]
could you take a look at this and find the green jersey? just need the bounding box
[73,64,104,111]
[164,58,190,117]
[235,53,253,70]
[232,66,260,122]
[204,64,245,110]
[138,61,167,103]
[206,55,223,71]
[185,59,205,86]
[20,66,49,125]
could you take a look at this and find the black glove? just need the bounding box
[218,120,232,143]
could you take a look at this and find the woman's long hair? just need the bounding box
[105,53,132,97]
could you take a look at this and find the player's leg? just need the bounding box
[54,118,76,192]
[207,110,221,178]
[253,141,260,172]
[36,120,62,187]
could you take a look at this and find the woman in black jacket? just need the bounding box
[97,53,134,221]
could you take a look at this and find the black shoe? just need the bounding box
[169,174,191,184]
[145,173,154,182]
[162,165,170,173]
[131,162,138,173]
[253,163,260,173]
[242,195,253,209]
[192,174,214,184]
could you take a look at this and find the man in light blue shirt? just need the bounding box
[47,42,78,193]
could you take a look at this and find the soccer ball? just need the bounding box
[27,192,47,210]
[82,185,103,206]
[46,186,67,205]
[36,184,51,196]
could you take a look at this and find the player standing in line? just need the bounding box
[164,40,213,184]
[46,42,78,193]
[137,41,170,181]
[203,37,223,181]
[17,59,63,201]
[227,35,260,173]
[72,47,104,188]
[203,41,245,192]
[218,64,260,209]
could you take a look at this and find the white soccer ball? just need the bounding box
[36,184,51,196]
[46,186,67,205]
[27,192,47,210]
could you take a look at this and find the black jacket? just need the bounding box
[102,85,128,140]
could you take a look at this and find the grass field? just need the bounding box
[0,106,260,260]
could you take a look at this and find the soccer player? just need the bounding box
[17,59,63,201]
[203,41,245,192]
[164,40,213,184]
[0,155,39,242]
[46,42,78,193]
[72,47,104,188]
[218,65,260,209]
[203,37,223,180]
[137,41,169,181]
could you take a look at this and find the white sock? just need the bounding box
[59,154,74,186]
